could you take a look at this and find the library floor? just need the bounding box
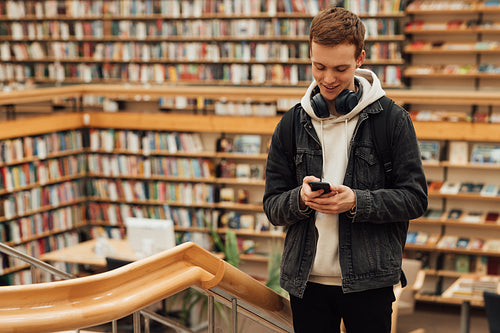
[397,302,489,333]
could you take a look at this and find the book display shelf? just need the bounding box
[397,0,500,306]
[0,0,407,88]
[407,133,500,305]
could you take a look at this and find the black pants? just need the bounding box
[290,282,395,333]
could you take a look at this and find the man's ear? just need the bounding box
[356,50,366,68]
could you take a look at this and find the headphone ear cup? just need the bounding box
[311,93,330,118]
[335,89,360,115]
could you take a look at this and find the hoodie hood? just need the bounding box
[301,68,386,122]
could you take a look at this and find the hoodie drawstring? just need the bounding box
[345,119,349,161]
[320,119,325,178]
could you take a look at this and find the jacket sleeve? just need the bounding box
[263,108,314,227]
[352,104,428,223]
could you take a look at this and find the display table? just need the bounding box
[40,239,139,267]
[441,275,500,333]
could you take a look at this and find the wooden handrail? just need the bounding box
[0,242,292,333]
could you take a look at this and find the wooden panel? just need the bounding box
[0,86,82,105]
[82,84,305,100]
[386,90,500,106]
[87,112,281,134]
[414,121,500,142]
[0,113,83,140]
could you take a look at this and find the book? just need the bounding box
[249,164,264,180]
[415,232,430,245]
[475,256,488,274]
[448,141,468,164]
[442,253,456,271]
[236,189,250,204]
[232,135,261,154]
[406,231,417,244]
[467,238,484,250]
[481,184,499,197]
[455,254,470,273]
[219,188,235,202]
[235,163,251,179]
[216,134,233,152]
[456,237,470,249]
[487,257,500,275]
[458,182,484,194]
[447,209,463,221]
[484,239,500,252]
[437,235,459,249]
[470,144,500,164]
[255,213,270,232]
[428,180,444,192]
[423,209,444,220]
[239,214,255,230]
[485,212,500,224]
[440,181,460,194]
[462,211,484,223]
[419,141,440,162]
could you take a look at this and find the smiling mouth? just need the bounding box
[322,84,339,94]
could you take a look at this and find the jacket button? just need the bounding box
[307,250,311,256]
[316,144,320,149]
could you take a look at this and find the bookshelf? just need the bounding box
[0,114,87,284]
[407,136,500,304]
[404,0,500,90]
[345,0,407,86]
[399,0,500,305]
[0,0,407,88]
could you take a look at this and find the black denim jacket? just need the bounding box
[263,98,428,298]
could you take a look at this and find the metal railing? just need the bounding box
[0,242,293,333]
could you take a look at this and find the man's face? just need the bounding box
[310,42,364,103]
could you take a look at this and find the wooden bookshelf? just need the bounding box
[0,0,407,88]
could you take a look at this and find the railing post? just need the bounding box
[460,300,471,333]
[133,311,141,333]
[208,295,215,333]
[144,316,150,333]
[30,266,37,283]
[231,298,238,333]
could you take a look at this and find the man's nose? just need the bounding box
[323,70,337,84]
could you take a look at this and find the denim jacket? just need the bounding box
[263,98,428,298]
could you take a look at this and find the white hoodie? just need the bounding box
[300,68,385,286]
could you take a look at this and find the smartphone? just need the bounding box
[308,181,332,193]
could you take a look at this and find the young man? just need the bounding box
[263,7,428,333]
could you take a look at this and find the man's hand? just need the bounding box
[300,176,356,214]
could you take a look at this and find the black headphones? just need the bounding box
[310,79,363,118]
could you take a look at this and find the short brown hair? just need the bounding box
[309,6,365,59]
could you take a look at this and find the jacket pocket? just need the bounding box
[295,152,306,185]
[351,223,397,275]
[281,224,305,280]
[354,145,384,189]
